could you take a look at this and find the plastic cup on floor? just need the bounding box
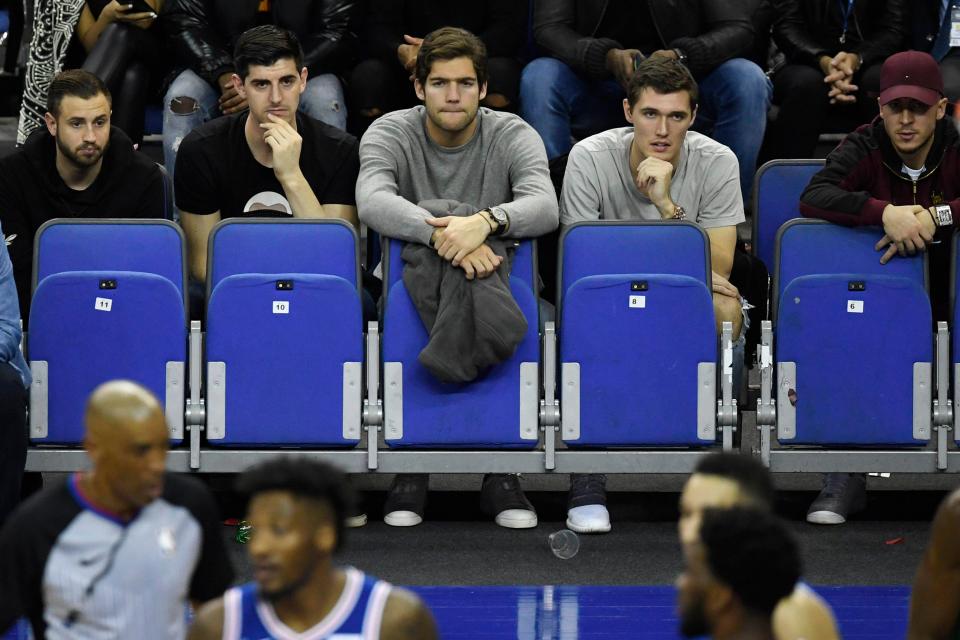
[548,529,580,560]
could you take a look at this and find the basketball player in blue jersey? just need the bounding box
[679,453,840,640]
[188,458,437,640]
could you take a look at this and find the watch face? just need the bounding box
[936,205,952,226]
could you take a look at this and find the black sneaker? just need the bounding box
[806,472,867,525]
[480,473,537,529]
[384,474,428,527]
[566,474,610,533]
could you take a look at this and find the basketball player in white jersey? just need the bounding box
[188,458,437,640]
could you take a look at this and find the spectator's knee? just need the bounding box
[713,293,743,339]
[521,57,568,92]
[721,59,772,106]
[169,96,199,115]
[301,75,346,125]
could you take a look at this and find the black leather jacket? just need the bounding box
[162,0,359,88]
[532,0,759,80]
[771,0,907,69]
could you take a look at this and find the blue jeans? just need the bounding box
[519,57,772,203]
[162,69,348,188]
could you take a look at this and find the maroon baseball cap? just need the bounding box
[879,51,944,107]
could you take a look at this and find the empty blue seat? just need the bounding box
[34,219,186,301]
[558,222,718,446]
[204,219,363,446]
[381,238,540,448]
[29,220,187,444]
[774,219,932,446]
[752,159,824,272]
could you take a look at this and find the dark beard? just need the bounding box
[56,135,104,168]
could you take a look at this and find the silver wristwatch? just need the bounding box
[486,206,509,236]
[932,204,953,227]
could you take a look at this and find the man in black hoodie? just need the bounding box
[0,69,165,320]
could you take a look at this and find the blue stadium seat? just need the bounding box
[204,219,364,446]
[557,222,718,446]
[28,220,187,444]
[366,226,382,271]
[144,104,163,137]
[381,238,540,448]
[751,159,824,272]
[952,230,960,443]
[33,219,186,301]
[773,219,932,446]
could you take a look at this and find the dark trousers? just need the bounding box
[940,51,960,104]
[82,22,160,145]
[767,62,882,159]
[0,362,27,527]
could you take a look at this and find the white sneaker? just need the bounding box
[566,504,611,533]
[384,510,423,527]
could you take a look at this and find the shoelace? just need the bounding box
[571,474,606,495]
[821,474,851,498]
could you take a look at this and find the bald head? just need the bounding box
[83,381,170,514]
[85,380,166,442]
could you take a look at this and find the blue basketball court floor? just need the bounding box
[418,585,908,639]
[0,585,910,639]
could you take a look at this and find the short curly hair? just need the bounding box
[694,452,775,510]
[699,507,801,617]
[236,457,356,551]
[415,27,488,88]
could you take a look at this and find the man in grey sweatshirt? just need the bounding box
[356,27,558,529]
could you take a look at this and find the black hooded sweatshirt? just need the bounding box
[0,126,164,319]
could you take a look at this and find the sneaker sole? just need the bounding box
[345,514,368,528]
[566,517,611,534]
[806,510,846,525]
[495,512,538,529]
[384,511,423,527]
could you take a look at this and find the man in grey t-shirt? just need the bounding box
[356,27,558,529]
[559,57,745,535]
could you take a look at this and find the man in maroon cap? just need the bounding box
[798,51,957,526]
